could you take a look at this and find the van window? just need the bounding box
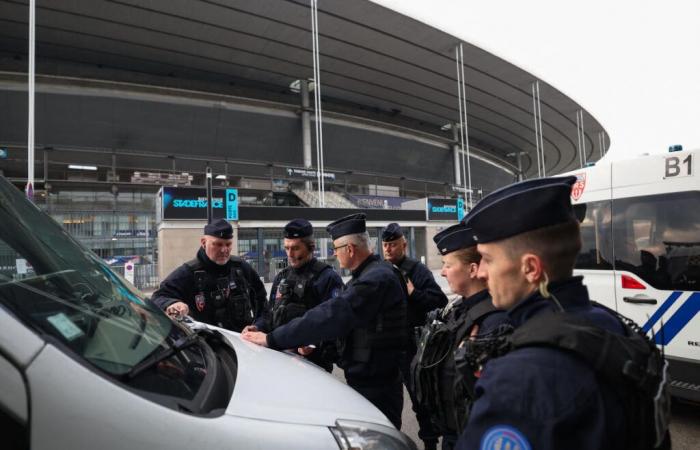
[574,201,613,270]
[611,192,700,291]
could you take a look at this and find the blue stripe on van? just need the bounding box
[654,292,700,346]
[641,291,683,333]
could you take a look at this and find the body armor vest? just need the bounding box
[459,303,671,450]
[185,256,255,332]
[272,259,329,329]
[411,296,497,434]
[338,260,408,364]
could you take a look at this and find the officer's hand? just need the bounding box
[470,324,480,339]
[242,325,258,333]
[242,330,269,347]
[406,279,415,295]
[297,345,315,356]
[166,301,189,319]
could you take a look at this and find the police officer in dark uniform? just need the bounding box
[382,222,447,449]
[411,223,507,450]
[152,219,266,332]
[455,176,656,450]
[245,218,344,372]
[242,213,407,429]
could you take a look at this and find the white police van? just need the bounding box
[0,175,416,450]
[566,147,700,402]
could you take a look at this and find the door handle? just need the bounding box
[623,295,657,305]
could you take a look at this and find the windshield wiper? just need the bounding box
[122,329,207,381]
[128,312,148,349]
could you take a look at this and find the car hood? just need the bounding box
[216,329,393,428]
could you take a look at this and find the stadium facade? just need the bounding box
[0,0,608,286]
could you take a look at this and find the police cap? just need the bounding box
[326,213,366,240]
[432,223,476,255]
[204,218,233,239]
[463,176,577,243]
[381,223,403,242]
[284,218,313,238]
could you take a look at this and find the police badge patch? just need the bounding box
[195,293,206,312]
[480,426,531,450]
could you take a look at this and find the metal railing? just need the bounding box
[110,263,159,290]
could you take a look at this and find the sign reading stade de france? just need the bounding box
[158,187,239,221]
[426,197,466,221]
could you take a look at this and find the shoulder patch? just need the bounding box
[481,426,531,450]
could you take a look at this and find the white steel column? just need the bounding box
[300,80,313,192]
[451,124,462,187]
[310,0,325,207]
[26,0,36,199]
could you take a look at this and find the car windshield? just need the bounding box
[0,176,175,376]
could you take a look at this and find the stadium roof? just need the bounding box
[0,0,608,177]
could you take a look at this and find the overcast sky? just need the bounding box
[373,0,700,160]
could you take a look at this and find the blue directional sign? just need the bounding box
[427,198,463,221]
[457,197,465,221]
[226,188,239,221]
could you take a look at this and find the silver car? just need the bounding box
[0,175,416,450]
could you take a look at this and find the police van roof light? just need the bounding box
[621,274,646,290]
[584,162,596,167]
[668,145,683,153]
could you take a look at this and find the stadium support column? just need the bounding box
[26,0,36,200]
[451,124,462,187]
[300,80,312,192]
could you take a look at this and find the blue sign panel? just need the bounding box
[161,187,226,220]
[226,188,239,221]
[427,198,463,221]
[457,197,465,221]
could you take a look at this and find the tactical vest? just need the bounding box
[184,256,255,332]
[271,259,330,329]
[397,257,418,280]
[338,260,408,364]
[411,297,497,434]
[461,303,671,450]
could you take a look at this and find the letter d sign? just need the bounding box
[226,188,239,220]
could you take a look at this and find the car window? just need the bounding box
[0,178,207,401]
[574,201,613,270]
[611,191,700,290]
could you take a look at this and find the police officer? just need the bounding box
[152,218,266,332]
[455,176,637,450]
[243,213,407,429]
[245,218,344,372]
[411,223,507,450]
[383,222,447,450]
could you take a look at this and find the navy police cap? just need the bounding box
[284,218,313,238]
[326,213,366,240]
[463,176,577,243]
[204,218,233,239]
[433,223,477,255]
[382,223,404,242]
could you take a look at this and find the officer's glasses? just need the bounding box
[332,244,349,254]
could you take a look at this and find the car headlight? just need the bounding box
[329,419,418,450]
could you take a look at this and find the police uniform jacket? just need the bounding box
[152,247,267,325]
[446,289,506,336]
[255,257,344,332]
[267,254,405,383]
[397,256,448,329]
[456,277,626,450]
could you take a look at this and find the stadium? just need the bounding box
[0,0,608,286]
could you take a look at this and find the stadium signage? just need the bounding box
[160,187,238,220]
[285,167,336,181]
[426,197,466,221]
